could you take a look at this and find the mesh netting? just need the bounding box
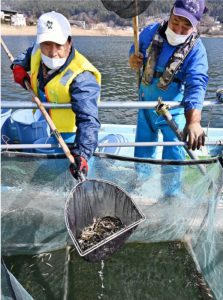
[101,0,152,18]
[65,179,144,262]
[1,152,223,299]
[1,259,34,300]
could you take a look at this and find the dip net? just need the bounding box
[1,151,223,299]
[101,0,153,18]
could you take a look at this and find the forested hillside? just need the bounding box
[2,0,223,24]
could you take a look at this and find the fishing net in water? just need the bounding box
[1,151,223,299]
[65,178,144,262]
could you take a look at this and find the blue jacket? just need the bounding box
[12,45,101,160]
[130,23,209,112]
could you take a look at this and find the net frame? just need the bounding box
[64,178,145,261]
[101,0,153,19]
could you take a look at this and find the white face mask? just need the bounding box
[165,26,190,46]
[41,53,67,70]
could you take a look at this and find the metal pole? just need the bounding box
[1,100,222,110]
[155,98,208,175]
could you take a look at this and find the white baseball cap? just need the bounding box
[36,11,71,45]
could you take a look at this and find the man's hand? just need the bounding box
[12,65,30,89]
[69,154,88,180]
[129,53,143,71]
[183,109,205,150]
[183,122,205,150]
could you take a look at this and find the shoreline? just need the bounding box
[1,24,133,37]
[1,25,223,38]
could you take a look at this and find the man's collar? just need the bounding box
[159,21,168,40]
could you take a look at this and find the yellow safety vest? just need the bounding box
[30,45,101,132]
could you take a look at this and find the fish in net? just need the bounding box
[77,216,125,251]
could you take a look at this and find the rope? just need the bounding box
[93,152,222,165]
[3,150,220,165]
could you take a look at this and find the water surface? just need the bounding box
[1,36,223,127]
[3,242,208,300]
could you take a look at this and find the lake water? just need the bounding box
[1,35,222,300]
[1,35,223,127]
[3,242,208,300]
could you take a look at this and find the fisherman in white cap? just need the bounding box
[12,11,101,179]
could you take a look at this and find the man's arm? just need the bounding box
[69,71,101,161]
[11,46,33,70]
[182,40,208,150]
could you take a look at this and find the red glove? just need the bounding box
[12,65,30,89]
[69,154,88,180]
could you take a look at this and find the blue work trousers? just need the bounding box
[134,108,186,197]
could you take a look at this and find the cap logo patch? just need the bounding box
[46,20,53,29]
[185,0,200,14]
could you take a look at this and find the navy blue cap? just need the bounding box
[173,0,207,27]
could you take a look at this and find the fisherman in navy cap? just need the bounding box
[129,0,208,198]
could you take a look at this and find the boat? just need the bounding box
[1,99,223,156]
[1,100,223,299]
[1,100,223,208]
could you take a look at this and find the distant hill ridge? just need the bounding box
[2,0,223,25]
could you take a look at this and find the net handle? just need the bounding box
[133,16,139,55]
[133,16,140,86]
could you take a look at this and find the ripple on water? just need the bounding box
[2,36,223,127]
